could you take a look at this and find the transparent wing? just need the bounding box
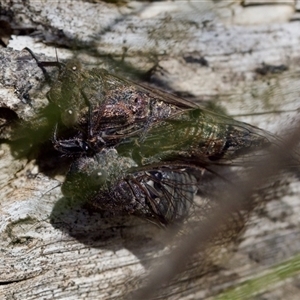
[117,107,277,168]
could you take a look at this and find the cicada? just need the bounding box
[62,148,199,226]
[25,48,274,159]
[25,48,282,226]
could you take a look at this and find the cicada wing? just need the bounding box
[112,168,199,227]
[118,108,277,168]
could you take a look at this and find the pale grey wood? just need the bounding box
[1,1,300,299]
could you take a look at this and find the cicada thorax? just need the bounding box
[88,92,184,146]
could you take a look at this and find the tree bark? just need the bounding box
[1,1,300,299]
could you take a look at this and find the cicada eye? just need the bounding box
[61,108,78,127]
[65,60,82,73]
[78,140,90,152]
[149,170,163,181]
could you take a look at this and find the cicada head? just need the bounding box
[45,60,89,127]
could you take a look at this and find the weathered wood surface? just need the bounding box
[1,1,300,299]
